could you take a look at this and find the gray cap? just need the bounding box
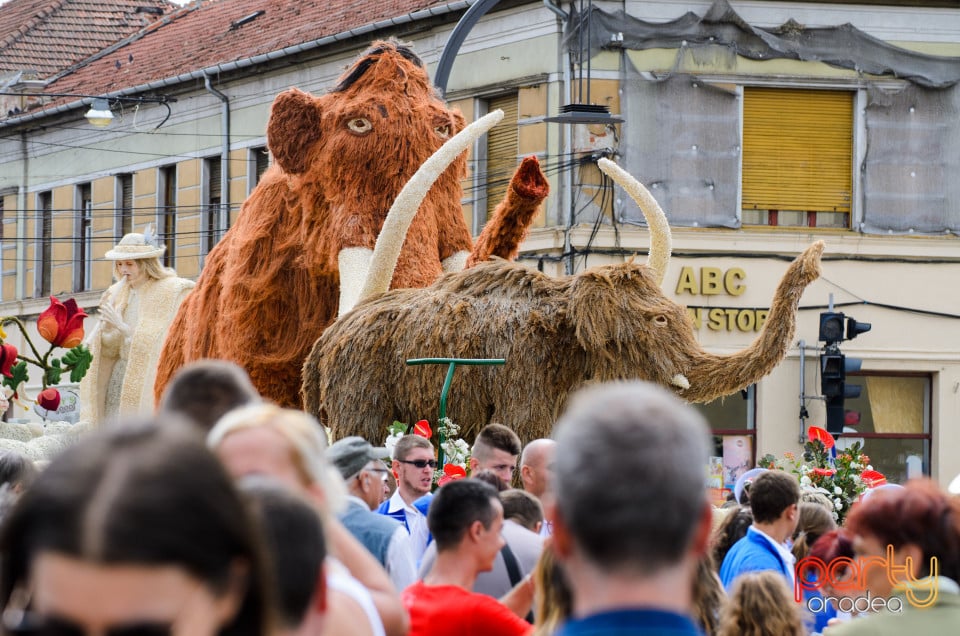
[328,436,391,479]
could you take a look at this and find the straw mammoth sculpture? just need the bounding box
[302,158,825,443]
[154,41,548,407]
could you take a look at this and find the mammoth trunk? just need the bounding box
[680,241,825,403]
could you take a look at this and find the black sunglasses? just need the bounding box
[397,458,438,469]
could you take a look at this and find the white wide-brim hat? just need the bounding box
[103,233,165,260]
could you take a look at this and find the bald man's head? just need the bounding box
[520,438,555,498]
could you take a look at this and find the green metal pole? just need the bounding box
[406,357,506,471]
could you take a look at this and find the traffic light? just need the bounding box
[819,312,872,345]
[818,312,872,435]
[821,353,864,434]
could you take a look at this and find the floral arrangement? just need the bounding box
[760,426,885,523]
[1,296,93,418]
[384,416,472,489]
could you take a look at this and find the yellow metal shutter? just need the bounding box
[742,88,853,214]
[486,93,519,220]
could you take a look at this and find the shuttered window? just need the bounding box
[119,174,133,238]
[204,157,222,255]
[485,93,519,221]
[742,88,853,227]
[161,165,177,268]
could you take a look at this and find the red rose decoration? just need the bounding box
[438,464,466,487]
[0,343,17,378]
[37,387,61,411]
[861,470,886,488]
[414,419,432,439]
[37,296,88,348]
[813,467,836,477]
[807,426,835,449]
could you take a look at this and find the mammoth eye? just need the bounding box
[347,117,372,135]
[434,124,451,139]
[653,315,669,326]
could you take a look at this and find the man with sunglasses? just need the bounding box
[378,434,437,564]
[330,437,418,590]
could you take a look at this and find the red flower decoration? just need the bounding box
[438,464,467,487]
[37,296,87,348]
[813,467,836,477]
[861,470,887,488]
[807,426,835,449]
[0,343,17,378]
[37,387,60,411]
[414,419,432,439]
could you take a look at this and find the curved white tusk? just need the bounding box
[597,157,672,286]
[356,109,505,304]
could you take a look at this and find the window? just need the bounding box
[203,156,221,255]
[36,191,52,297]
[117,174,133,239]
[251,146,270,191]
[741,88,854,228]
[159,165,177,268]
[0,193,13,300]
[839,372,931,485]
[480,92,519,232]
[694,385,756,506]
[74,183,92,291]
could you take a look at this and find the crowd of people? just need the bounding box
[1,363,959,636]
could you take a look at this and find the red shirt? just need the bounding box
[402,581,532,636]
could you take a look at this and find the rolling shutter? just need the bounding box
[742,88,853,214]
[485,93,519,220]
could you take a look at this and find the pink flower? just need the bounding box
[813,468,836,477]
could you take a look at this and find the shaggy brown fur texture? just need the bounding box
[154,41,548,407]
[302,242,824,444]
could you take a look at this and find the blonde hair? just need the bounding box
[791,501,837,563]
[716,571,806,636]
[112,256,176,283]
[532,541,572,636]
[207,403,345,514]
[692,554,725,635]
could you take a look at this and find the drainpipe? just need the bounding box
[542,0,566,19]
[203,72,230,245]
[16,132,27,298]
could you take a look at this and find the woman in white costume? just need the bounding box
[80,232,194,425]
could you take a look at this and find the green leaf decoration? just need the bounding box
[2,360,28,392]
[45,365,62,385]
[50,358,61,368]
[63,345,92,383]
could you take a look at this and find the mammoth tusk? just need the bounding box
[670,374,691,390]
[597,158,672,286]
[356,109,506,305]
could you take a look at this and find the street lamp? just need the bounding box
[84,98,114,128]
[0,92,176,129]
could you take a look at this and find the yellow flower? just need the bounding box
[0,324,6,340]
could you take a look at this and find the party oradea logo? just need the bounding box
[795,545,939,614]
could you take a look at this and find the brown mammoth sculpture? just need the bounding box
[154,40,548,407]
[302,158,824,443]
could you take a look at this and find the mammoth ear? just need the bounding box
[267,88,322,175]
[569,269,624,352]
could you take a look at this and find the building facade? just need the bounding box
[0,0,958,486]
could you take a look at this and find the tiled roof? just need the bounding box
[0,0,174,78]
[43,0,461,99]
